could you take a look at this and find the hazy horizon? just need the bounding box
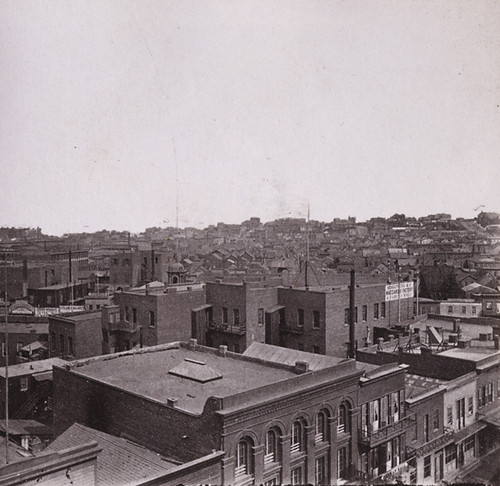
[2,1,499,235]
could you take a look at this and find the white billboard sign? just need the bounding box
[385,281,414,301]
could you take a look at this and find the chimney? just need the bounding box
[295,361,309,374]
[218,345,228,357]
[166,397,178,408]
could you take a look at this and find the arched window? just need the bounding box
[291,420,305,453]
[315,410,329,443]
[265,428,280,464]
[338,402,350,434]
[236,437,253,478]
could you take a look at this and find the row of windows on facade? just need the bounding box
[360,390,405,436]
[235,405,351,480]
[360,436,406,479]
[445,382,500,430]
[447,305,477,315]
[123,307,155,327]
[422,436,477,482]
[344,302,388,325]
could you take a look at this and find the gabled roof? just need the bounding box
[49,423,177,485]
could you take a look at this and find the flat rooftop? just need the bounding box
[50,311,101,322]
[0,357,67,378]
[438,347,500,362]
[67,345,303,414]
[62,343,358,415]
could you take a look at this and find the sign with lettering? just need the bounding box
[385,281,414,301]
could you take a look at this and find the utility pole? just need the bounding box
[348,269,356,359]
[397,261,401,323]
[3,253,9,464]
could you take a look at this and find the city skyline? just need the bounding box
[2,0,499,235]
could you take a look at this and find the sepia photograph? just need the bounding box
[1,1,499,484]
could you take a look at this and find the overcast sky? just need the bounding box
[1,1,499,235]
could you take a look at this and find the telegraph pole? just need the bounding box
[3,253,9,464]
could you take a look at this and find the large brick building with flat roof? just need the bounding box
[193,280,414,358]
[53,340,413,485]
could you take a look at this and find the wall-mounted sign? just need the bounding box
[385,281,414,301]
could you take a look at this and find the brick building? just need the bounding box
[113,283,206,351]
[28,282,89,308]
[109,250,175,287]
[193,281,277,353]
[0,357,67,422]
[0,320,48,367]
[53,340,414,485]
[48,311,103,359]
[192,280,414,358]
[356,335,500,483]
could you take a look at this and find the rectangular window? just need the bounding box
[424,414,429,442]
[297,308,304,326]
[486,301,493,310]
[258,308,264,325]
[472,306,477,315]
[447,406,453,426]
[468,396,473,415]
[1,342,5,357]
[233,308,240,326]
[59,334,65,354]
[313,345,320,354]
[464,436,475,453]
[338,447,347,479]
[374,303,379,319]
[448,305,453,314]
[344,308,349,325]
[149,311,155,327]
[381,302,386,318]
[222,307,228,324]
[68,337,73,356]
[315,456,326,485]
[462,306,467,314]
[313,310,320,328]
[132,308,137,324]
[20,376,29,392]
[125,306,130,321]
[433,409,440,430]
[291,467,302,486]
[424,455,432,478]
[362,305,367,322]
[445,444,456,464]
[456,397,466,429]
